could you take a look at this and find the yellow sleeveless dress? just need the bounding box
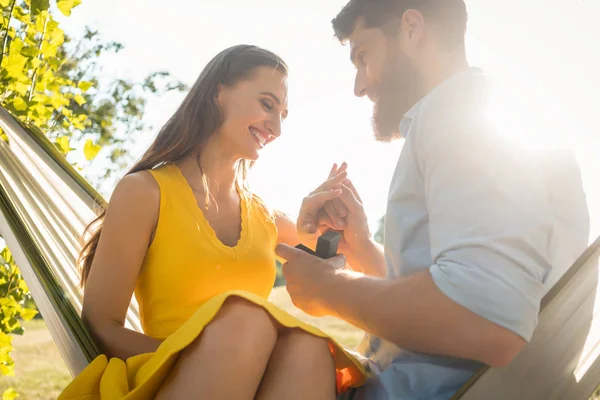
[59,163,366,399]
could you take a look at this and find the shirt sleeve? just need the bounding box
[414,107,554,342]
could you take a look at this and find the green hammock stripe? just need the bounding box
[0,157,100,363]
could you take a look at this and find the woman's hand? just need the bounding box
[297,163,371,253]
[296,164,347,245]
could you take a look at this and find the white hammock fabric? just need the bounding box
[0,106,141,377]
[0,105,599,399]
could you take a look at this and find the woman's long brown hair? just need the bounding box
[79,45,288,286]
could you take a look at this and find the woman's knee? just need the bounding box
[186,297,278,354]
[212,297,278,334]
[275,330,334,366]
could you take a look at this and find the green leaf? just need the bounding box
[17,279,29,292]
[48,92,68,109]
[41,40,58,58]
[50,26,65,47]
[30,103,51,119]
[9,327,23,336]
[13,82,30,96]
[84,139,101,160]
[0,360,15,377]
[3,43,28,79]
[56,0,82,17]
[31,93,49,104]
[11,97,27,112]
[19,308,38,321]
[31,57,42,69]
[0,248,11,264]
[78,81,93,92]
[35,12,46,32]
[20,46,38,58]
[45,19,59,34]
[55,136,70,154]
[74,93,86,105]
[2,387,18,400]
[71,114,88,130]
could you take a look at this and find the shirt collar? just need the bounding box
[399,98,423,138]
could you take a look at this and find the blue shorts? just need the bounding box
[338,388,361,400]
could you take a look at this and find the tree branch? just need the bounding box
[0,0,17,69]
[27,13,48,103]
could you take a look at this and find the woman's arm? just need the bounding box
[275,212,299,246]
[274,212,301,263]
[81,171,163,360]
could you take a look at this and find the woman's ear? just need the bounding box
[216,84,225,106]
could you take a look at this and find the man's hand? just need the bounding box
[296,165,348,247]
[315,163,372,253]
[275,243,347,317]
[297,163,385,276]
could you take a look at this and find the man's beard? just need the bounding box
[371,50,424,142]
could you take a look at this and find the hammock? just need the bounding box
[0,106,142,377]
[0,105,599,399]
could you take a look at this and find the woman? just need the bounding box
[58,45,366,400]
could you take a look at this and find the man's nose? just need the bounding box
[354,72,368,98]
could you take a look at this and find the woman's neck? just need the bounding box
[178,137,238,197]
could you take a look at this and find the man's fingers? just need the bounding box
[338,184,363,213]
[344,179,363,204]
[317,210,336,231]
[275,244,346,269]
[324,201,345,229]
[331,253,347,268]
[332,197,348,218]
[302,221,318,235]
[276,243,309,262]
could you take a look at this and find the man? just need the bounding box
[276,1,590,399]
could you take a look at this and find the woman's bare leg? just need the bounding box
[255,329,337,400]
[155,297,279,400]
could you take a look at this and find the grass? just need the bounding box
[0,287,363,399]
[0,319,72,399]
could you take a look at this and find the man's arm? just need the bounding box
[319,269,526,367]
[279,103,554,367]
[340,110,551,365]
[342,235,387,277]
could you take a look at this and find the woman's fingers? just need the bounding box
[298,188,342,235]
[328,161,347,179]
[312,170,347,194]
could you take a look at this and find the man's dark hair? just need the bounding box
[332,0,468,50]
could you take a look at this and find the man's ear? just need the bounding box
[400,9,426,54]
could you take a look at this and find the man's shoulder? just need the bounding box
[408,69,495,153]
[417,68,493,123]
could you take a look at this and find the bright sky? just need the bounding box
[59,0,599,238]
